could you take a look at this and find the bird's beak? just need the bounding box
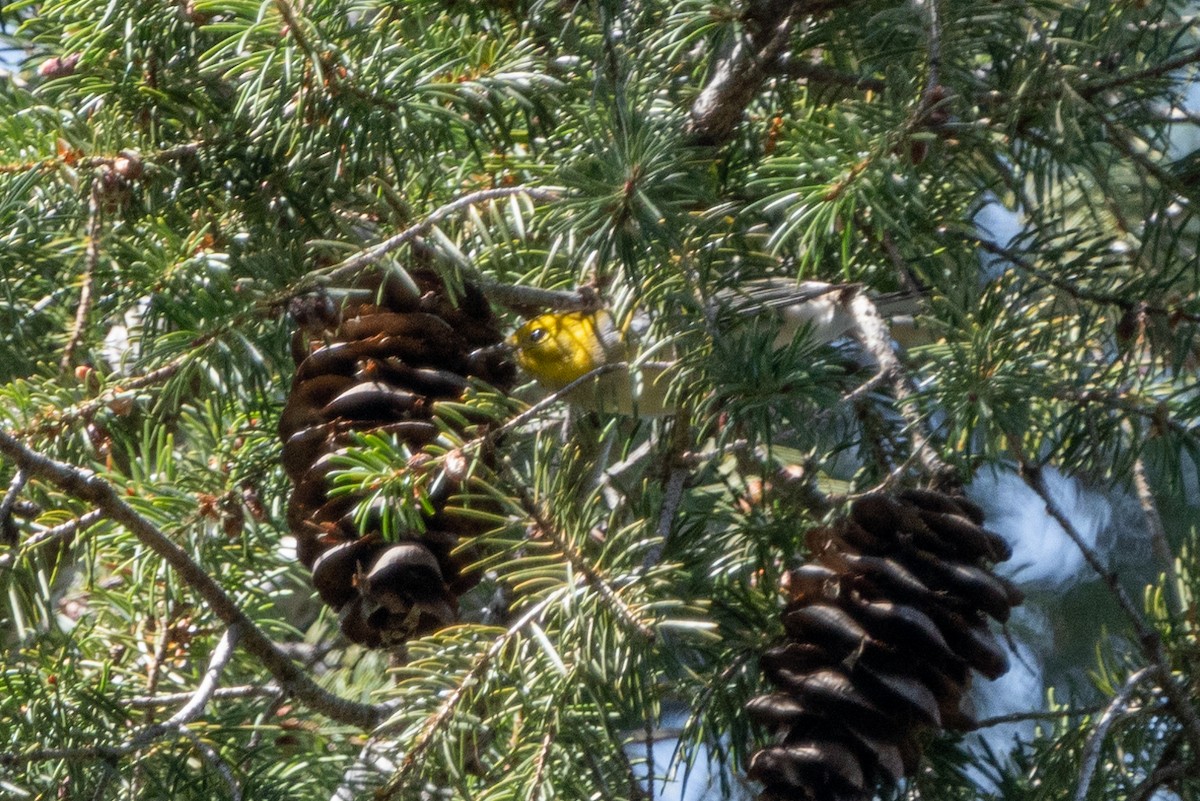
[466,341,517,376]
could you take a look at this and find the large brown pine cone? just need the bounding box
[280,270,514,648]
[746,489,1024,801]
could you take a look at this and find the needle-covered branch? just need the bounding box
[1020,462,1200,758]
[0,429,385,731]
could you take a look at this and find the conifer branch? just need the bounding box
[126,684,278,709]
[918,0,942,102]
[13,330,225,439]
[0,429,385,731]
[966,235,1200,323]
[974,705,1108,728]
[1129,758,1200,801]
[1019,461,1200,758]
[1078,45,1200,98]
[771,58,886,92]
[17,509,103,552]
[1073,667,1152,801]
[847,289,951,480]
[504,459,656,642]
[0,626,242,769]
[321,186,561,284]
[174,725,243,801]
[1051,387,1196,441]
[377,591,564,799]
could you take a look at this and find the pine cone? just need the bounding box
[280,270,514,648]
[746,489,1024,801]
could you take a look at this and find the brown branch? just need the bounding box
[918,0,942,102]
[125,684,277,709]
[1,625,243,770]
[0,141,202,177]
[965,234,1200,324]
[974,704,1108,728]
[1129,758,1200,801]
[0,429,384,730]
[686,1,803,146]
[1051,386,1195,440]
[642,416,692,570]
[15,327,228,439]
[17,509,104,552]
[528,718,558,801]
[0,468,28,545]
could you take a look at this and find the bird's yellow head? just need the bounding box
[508,310,625,390]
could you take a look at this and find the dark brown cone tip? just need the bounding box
[747,489,1021,800]
[281,269,514,647]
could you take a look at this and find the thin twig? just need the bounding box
[1128,758,1200,801]
[321,187,561,285]
[163,625,242,728]
[0,468,28,545]
[528,718,558,801]
[0,429,384,730]
[963,234,1200,324]
[839,365,890,404]
[15,328,225,439]
[484,363,630,443]
[643,416,692,570]
[918,0,941,101]
[1074,667,1152,801]
[772,58,886,92]
[2,627,244,770]
[503,458,656,642]
[274,0,318,62]
[377,591,564,798]
[480,280,594,314]
[1133,457,1183,616]
[60,183,103,372]
[173,725,243,801]
[20,509,104,550]
[1020,462,1200,757]
[644,709,656,801]
[974,704,1108,728]
[1078,44,1200,99]
[1052,386,1195,440]
[126,684,277,709]
[643,466,687,571]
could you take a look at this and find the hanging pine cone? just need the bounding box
[746,488,1024,801]
[280,269,514,648]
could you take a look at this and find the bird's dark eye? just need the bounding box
[529,327,547,344]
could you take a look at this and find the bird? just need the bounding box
[508,279,924,416]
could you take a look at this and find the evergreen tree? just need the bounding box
[1,1,1198,800]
